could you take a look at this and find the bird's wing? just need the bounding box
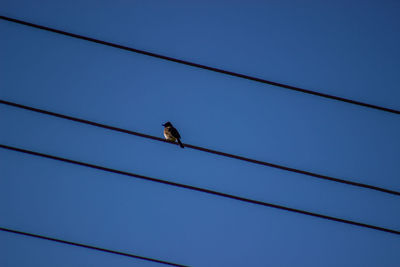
[170,127,181,139]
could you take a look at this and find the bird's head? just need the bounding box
[162,122,172,127]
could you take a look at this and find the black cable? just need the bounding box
[0,15,398,115]
[1,144,399,236]
[0,227,188,267]
[1,99,399,197]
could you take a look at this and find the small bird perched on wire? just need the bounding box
[162,121,184,148]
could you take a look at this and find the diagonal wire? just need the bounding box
[1,99,399,197]
[0,15,399,115]
[1,144,399,236]
[0,227,188,267]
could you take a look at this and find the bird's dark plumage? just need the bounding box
[162,122,184,148]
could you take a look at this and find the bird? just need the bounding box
[162,121,184,148]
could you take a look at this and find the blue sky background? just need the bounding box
[1,1,400,266]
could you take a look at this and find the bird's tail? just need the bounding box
[177,139,184,148]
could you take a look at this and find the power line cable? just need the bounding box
[0,15,399,115]
[1,144,399,236]
[0,227,188,267]
[1,99,399,197]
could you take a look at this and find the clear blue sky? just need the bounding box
[1,1,400,266]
